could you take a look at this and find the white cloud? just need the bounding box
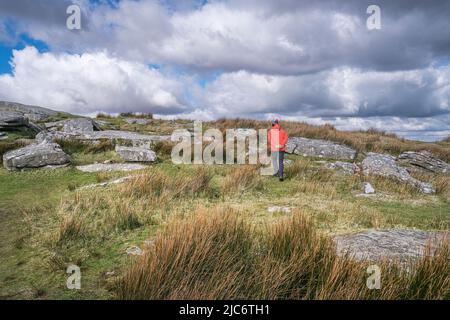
[0,46,190,115]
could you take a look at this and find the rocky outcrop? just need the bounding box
[124,118,150,125]
[0,132,7,140]
[286,137,356,160]
[0,101,59,121]
[362,153,435,194]
[115,146,157,162]
[37,130,170,148]
[398,151,450,175]
[45,118,101,133]
[326,161,360,175]
[3,141,71,170]
[76,163,148,173]
[0,111,29,129]
[335,229,449,262]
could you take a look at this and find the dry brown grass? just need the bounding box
[208,119,450,161]
[222,165,263,195]
[114,209,450,300]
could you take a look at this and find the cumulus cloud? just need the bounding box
[0,46,191,115]
[199,67,450,118]
[3,0,450,75]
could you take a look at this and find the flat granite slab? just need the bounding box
[335,229,449,262]
[76,163,148,173]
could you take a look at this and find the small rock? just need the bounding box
[105,271,115,277]
[267,206,292,213]
[364,182,375,194]
[103,159,112,164]
[326,161,360,175]
[115,146,157,162]
[126,246,143,256]
[124,118,150,125]
[0,132,7,140]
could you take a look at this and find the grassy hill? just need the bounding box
[0,116,449,299]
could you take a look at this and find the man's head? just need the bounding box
[271,119,279,127]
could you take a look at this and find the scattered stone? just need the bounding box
[267,206,292,213]
[103,159,113,164]
[3,142,71,170]
[77,176,133,190]
[105,271,115,277]
[126,246,143,256]
[398,151,450,175]
[286,137,357,160]
[76,163,147,173]
[0,132,6,140]
[124,118,150,125]
[115,146,157,162]
[363,182,375,194]
[362,152,435,194]
[326,161,360,175]
[335,229,449,262]
[284,159,293,167]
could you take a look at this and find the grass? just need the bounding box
[1,118,450,299]
[115,210,450,299]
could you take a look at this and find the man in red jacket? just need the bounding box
[268,119,289,181]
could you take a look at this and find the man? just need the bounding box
[268,119,289,181]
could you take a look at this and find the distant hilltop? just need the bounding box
[0,101,66,121]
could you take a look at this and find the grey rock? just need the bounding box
[286,137,356,160]
[0,132,6,140]
[45,118,101,133]
[78,176,133,190]
[335,229,449,262]
[398,151,450,175]
[3,142,71,170]
[124,118,150,125]
[115,146,157,162]
[364,182,375,194]
[126,246,143,256]
[326,161,360,175]
[76,163,147,173]
[362,153,435,194]
[0,101,59,121]
[38,130,170,148]
[0,111,29,128]
[267,206,292,213]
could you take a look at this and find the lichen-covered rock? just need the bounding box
[76,163,147,173]
[37,130,170,148]
[286,137,356,160]
[115,146,157,162]
[326,161,360,175]
[398,151,450,175]
[335,229,448,262]
[3,142,70,170]
[45,118,101,133]
[362,152,435,194]
[0,111,29,128]
[124,118,150,125]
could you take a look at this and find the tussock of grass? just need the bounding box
[222,165,263,195]
[115,209,450,299]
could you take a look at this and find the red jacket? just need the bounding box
[268,124,288,152]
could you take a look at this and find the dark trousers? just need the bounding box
[271,151,285,178]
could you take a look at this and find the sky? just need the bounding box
[1,0,450,141]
